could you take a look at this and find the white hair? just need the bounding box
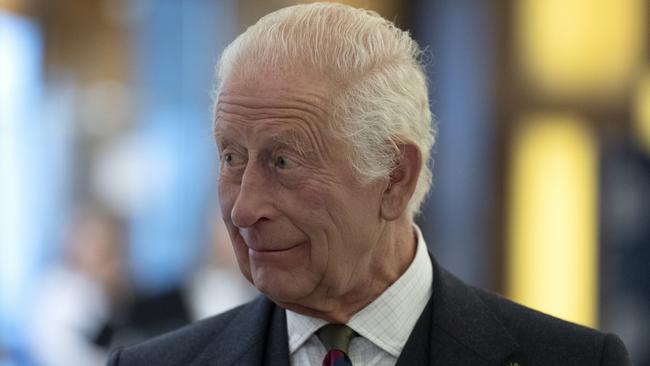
[215,2,436,218]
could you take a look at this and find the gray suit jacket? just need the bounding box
[107,256,631,365]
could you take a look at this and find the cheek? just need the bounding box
[292,184,348,259]
[230,228,253,281]
[300,182,381,262]
[292,178,330,210]
[218,179,239,217]
[297,182,352,230]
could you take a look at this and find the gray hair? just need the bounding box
[215,2,436,218]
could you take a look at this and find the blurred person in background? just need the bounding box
[27,204,127,366]
[185,210,258,321]
[107,3,631,366]
[104,209,257,350]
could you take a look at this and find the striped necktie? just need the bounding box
[317,324,357,366]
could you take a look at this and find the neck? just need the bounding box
[281,217,417,323]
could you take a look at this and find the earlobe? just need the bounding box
[380,143,422,220]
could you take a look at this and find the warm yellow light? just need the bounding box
[0,0,29,14]
[507,115,598,327]
[634,71,650,156]
[516,0,646,101]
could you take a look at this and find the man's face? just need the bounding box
[214,72,387,310]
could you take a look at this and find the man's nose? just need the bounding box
[230,162,274,228]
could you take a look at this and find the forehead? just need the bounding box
[214,71,335,145]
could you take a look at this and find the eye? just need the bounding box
[275,156,288,169]
[224,152,233,164]
[222,150,245,167]
[274,155,297,169]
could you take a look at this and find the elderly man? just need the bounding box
[108,3,630,365]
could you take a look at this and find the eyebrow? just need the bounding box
[213,125,314,156]
[213,126,227,143]
[269,129,312,155]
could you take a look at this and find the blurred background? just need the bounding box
[0,0,648,365]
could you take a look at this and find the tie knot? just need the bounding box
[317,324,357,354]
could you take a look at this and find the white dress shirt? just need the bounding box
[287,225,433,365]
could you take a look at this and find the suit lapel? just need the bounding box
[190,296,289,366]
[394,295,433,366]
[427,254,519,365]
[397,254,519,365]
[262,304,290,366]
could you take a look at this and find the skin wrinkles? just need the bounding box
[217,92,330,117]
[215,70,417,323]
[285,218,412,320]
[217,78,333,156]
[216,119,326,171]
[215,106,332,165]
[284,208,385,314]
[216,93,332,141]
[216,134,337,197]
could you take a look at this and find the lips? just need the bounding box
[237,229,305,253]
[248,241,304,253]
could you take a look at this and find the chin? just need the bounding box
[251,267,315,304]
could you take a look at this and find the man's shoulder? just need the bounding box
[107,296,266,365]
[471,286,630,365]
[428,256,630,365]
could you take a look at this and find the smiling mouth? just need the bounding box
[248,241,305,254]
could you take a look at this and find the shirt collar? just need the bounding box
[286,225,433,356]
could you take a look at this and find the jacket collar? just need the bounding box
[190,253,518,366]
[190,295,290,366]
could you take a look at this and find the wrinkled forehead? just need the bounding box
[214,70,346,154]
[215,67,336,128]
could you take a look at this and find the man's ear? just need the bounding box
[380,142,422,220]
